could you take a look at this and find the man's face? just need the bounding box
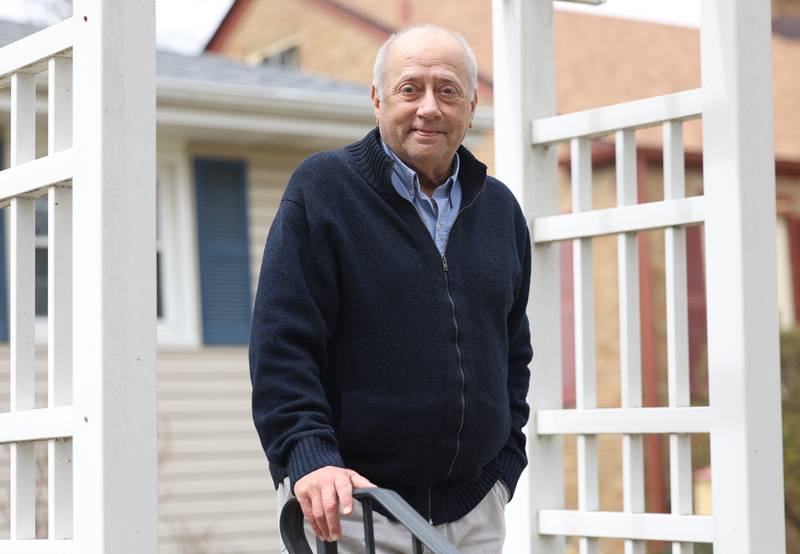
[371,30,477,177]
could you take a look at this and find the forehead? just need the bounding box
[386,30,469,82]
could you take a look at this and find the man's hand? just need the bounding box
[293,466,376,542]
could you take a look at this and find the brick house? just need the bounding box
[206,0,800,550]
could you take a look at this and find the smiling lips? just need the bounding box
[413,129,444,137]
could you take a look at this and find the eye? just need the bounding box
[399,84,417,94]
[440,85,459,97]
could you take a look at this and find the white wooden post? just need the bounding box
[47,53,75,541]
[9,70,37,543]
[616,129,645,554]
[572,137,598,554]
[663,121,694,554]
[493,1,563,553]
[700,0,786,551]
[71,0,157,552]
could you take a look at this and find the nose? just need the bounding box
[416,87,442,119]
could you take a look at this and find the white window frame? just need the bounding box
[25,137,201,346]
[156,136,202,347]
[776,215,796,329]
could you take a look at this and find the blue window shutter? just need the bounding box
[194,158,252,344]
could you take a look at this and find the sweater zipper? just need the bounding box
[441,253,466,482]
[439,186,484,483]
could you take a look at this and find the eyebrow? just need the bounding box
[393,73,464,88]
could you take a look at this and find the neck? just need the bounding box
[407,159,453,197]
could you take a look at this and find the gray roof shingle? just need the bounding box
[0,18,367,96]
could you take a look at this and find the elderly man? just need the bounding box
[250,25,532,553]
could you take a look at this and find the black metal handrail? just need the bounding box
[279,487,462,554]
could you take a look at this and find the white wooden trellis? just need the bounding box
[494,0,786,553]
[0,1,156,552]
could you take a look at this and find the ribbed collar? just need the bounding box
[346,127,488,209]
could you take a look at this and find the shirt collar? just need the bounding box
[381,139,460,205]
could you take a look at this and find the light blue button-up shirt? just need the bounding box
[381,140,462,256]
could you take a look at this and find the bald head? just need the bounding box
[372,25,478,101]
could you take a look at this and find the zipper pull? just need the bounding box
[441,255,448,272]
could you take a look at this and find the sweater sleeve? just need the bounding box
[494,218,533,500]
[249,193,343,489]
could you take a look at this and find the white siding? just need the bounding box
[156,347,280,554]
[0,346,282,552]
[248,163,294,303]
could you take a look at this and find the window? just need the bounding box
[35,196,47,317]
[33,190,167,339]
[262,46,300,68]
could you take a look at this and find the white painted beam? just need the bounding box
[0,407,75,443]
[537,407,711,435]
[0,539,75,553]
[0,150,74,205]
[0,18,74,88]
[10,195,36,541]
[571,137,598,554]
[539,511,713,543]
[47,57,74,542]
[48,57,73,153]
[48,185,74,540]
[10,69,37,541]
[663,120,694,554]
[531,89,702,145]
[532,196,704,243]
[615,129,645,554]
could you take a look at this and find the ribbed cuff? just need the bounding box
[286,434,345,489]
[493,445,527,501]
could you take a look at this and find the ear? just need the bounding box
[469,92,478,129]
[371,85,381,123]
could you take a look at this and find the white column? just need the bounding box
[572,137,598,554]
[700,1,786,552]
[663,121,694,554]
[615,129,645,554]
[72,1,157,552]
[9,70,37,542]
[48,54,75,541]
[493,1,562,553]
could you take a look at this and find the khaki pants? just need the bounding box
[276,478,508,554]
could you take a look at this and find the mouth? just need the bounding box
[412,129,443,137]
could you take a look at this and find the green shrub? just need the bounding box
[782,329,800,551]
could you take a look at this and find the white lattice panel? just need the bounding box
[495,1,785,553]
[1,18,76,554]
[0,1,157,551]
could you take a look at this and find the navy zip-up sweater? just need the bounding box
[249,128,532,525]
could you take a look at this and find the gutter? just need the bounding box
[0,78,494,143]
[155,77,495,133]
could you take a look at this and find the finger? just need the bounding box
[296,493,325,540]
[310,491,330,540]
[334,473,354,515]
[309,519,324,542]
[321,484,341,540]
[348,471,377,488]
